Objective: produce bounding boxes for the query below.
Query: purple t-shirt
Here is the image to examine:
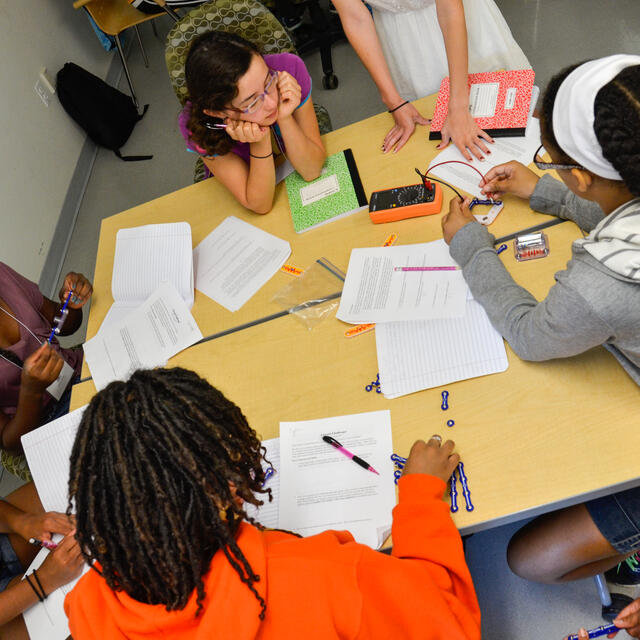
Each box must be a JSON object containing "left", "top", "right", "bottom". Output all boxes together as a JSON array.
[
  {"left": 178, "top": 52, "right": 312, "bottom": 165},
  {"left": 0, "top": 263, "right": 83, "bottom": 415}
]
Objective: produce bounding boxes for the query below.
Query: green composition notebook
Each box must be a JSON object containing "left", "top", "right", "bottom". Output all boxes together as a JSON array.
[{"left": 285, "top": 149, "right": 368, "bottom": 233}]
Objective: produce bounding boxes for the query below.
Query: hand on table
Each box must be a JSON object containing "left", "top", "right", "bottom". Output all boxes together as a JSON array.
[
  {"left": 382, "top": 103, "right": 430, "bottom": 154},
  {"left": 59, "top": 272, "right": 93, "bottom": 309},
  {"left": 14, "top": 511, "right": 74, "bottom": 543},
  {"left": 438, "top": 107, "right": 493, "bottom": 161},
  {"left": 441, "top": 196, "right": 475, "bottom": 245},
  {"left": 38, "top": 532, "right": 84, "bottom": 593},
  {"left": 276, "top": 71, "right": 301, "bottom": 121},
  {"left": 22, "top": 343, "right": 64, "bottom": 392},
  {"left": 402, "top": 436, "right": 460, "bottom": 484},
  {"left": 479, "top": 160, "right": 540, "bottom": 200}
]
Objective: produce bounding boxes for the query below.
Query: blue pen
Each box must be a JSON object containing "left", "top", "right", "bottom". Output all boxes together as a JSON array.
[
  {"left": 458, "top": 462, "right": 474, "bottom": 511},
  {"left": 47, "top": 290, "right": 73, "bottom": 344},
  {"left": 566, "top": 623, "right": 620, "bottom": 639}
]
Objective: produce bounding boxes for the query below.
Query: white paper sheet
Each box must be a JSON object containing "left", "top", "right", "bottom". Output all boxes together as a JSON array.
[
  {"left": 279, "top": 411, "right": 395, "bottom": 549},
  {"left": 244, "top": 438, "right": 280, "bottom": 530},
  {"left": 429, "top": 86, "right": 541, "bottom": 199},
  {"left": 83, "top": 282, "right": 203, "bottom": 390},
  {"left": 375, "top": 300, "right": 509, "bottom": 398},
  {"left": 193, "top": 216, "right": 291, "bottom": 312},
  {"left": 98, "top": 223, "right": 195, "bottom": 335},
  {"left": 336, "top": 239, "right": 468, "bottom": 324},
  {"left": 21, "top": 407, "right": 90, "bottom": 640}
]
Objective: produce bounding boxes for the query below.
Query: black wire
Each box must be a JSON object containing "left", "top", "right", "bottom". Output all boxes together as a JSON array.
[{"left": 414, "top": 167, "right": 464, "bottom": 200}]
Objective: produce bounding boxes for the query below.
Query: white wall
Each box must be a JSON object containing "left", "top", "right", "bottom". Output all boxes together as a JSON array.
[{"left": 0, "top": 1, "right": 112, "bottom": 281}]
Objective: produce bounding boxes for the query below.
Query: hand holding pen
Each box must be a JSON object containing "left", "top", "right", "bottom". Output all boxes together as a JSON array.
[
  {"left": 59, "top": 272, "right": 93, "bottom": 310},
  {"left": 16, "top": 510, "right": 74, "bottom": 546},
  {"left": 21, "top": 343, "right": 64, "bottom": 392}
]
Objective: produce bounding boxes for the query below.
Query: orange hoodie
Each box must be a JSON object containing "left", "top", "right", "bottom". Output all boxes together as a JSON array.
[{"left": 65, "top": 474, "right": 481, "bottom": 639}]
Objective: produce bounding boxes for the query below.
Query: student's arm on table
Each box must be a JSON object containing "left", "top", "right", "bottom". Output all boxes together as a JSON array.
[
  {"left": 205, "top": 126, "right": 276, "bottom": 214},
  {"left": 40, "top": 273, "right": 93, "bottom": 337},
  {"left": 355, "top": 439, "right": 481, "bottom": 639},
  {"left": 276, "top": 83, "right": 325, "bottom": 181},
  {"left": 0, "top": 344, "right": 63, "bottom": 453},
  {"left": 435, "top": 0, "right": 492, "bottom": 161},
  {"left": 0, "top": 534, "right": 83, "bottom": 629},
  {"left": 331, "top": 0, "right": 430, "bottom": 153},
  {"left": 443, "top": 201, "right": 612, "bottom": 361},
  {"left": 480, "top": 163, "right": 606, "bottom": 231}
]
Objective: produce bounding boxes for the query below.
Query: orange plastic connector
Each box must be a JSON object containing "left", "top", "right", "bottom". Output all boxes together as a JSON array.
[{"left": 368, "top": 183, "right": 443, "bottom": 224}]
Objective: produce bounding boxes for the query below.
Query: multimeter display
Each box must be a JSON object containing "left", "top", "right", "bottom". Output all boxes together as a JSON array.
[{"left": 370, "top": 184, "right": 434, "bottom": 211}]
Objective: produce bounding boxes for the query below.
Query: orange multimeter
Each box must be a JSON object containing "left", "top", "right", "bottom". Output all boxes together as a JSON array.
[{"left": 368, "top": 182, "right": 443, "bottom": 224}]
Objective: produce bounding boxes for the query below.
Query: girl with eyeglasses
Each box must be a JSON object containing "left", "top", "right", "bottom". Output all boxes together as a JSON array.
[
  {"left": 180, "top": 31, "right": 326, "bottom": 214},
  {"left": 441, "top": 55, "right": 640, "bottom": 636}
]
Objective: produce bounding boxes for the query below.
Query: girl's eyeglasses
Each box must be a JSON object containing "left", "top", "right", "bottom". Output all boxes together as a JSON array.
[
  {"left": 232, "top": 69, "right": 279, "bottom": 115},
  {"left": 533, "top": 144, "right": 584, "bottom": 171}
]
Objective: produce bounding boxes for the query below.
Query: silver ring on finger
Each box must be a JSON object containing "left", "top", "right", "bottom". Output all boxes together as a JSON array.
[{"left": 430, "top": 434, "right": 442, "bottom": 443}]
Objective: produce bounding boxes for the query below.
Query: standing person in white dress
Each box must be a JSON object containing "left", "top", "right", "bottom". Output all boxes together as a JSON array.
[{"left": 332, "top": 0, "right": 530, "bottom": 159}]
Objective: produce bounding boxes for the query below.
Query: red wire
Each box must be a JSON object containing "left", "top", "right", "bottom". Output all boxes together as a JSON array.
[{"left": 427, "top": 160, "right": 487, "bottom": 183}]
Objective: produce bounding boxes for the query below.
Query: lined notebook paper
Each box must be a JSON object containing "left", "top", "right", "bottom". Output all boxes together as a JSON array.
[
  {"left": 21, "top": 407, "right": 89, "bottom": 640},
  {"left": 376, "top": 301, "right": 509, "bottom": 398}
]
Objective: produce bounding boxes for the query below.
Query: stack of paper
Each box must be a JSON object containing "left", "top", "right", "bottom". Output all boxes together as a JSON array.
[
  {"left": 100, "top": 222, "right": 194, "bottom": 331},
  {"left": 84, "top": 282, "right": 203, "bottom": 390},
  {"left": 336, "top": 240, "right": 468, "bottom": 324},
  {"left": 194, "top": 216, "right": 291, "bottom": 312},
  {"left": 375, "top": 300, "right": 508, "bottom": 398},
  {"left": 248, "top": 411, "right": 395, "bottom": 549}
]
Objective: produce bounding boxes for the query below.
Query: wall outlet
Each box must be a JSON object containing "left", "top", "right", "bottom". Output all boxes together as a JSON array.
[{"left": 35, "top": 78, "right": 50, "bottom": 106}]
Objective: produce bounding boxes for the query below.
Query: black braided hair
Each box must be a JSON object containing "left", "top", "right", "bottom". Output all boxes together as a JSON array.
[
  {"left": 541, "top": 60, "right": 640, "bottom": 196},
  {"left": 67, "top": 367, "right": 273, "bottom": 618},
  {"left": 593, "top": 65, "right": 640, "bottom": 196},
  {"left": 185, "top": 31, "right": 261, "bottom": 158}
]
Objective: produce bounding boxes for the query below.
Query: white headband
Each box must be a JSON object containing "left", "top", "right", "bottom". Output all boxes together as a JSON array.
[{"left": 552, "top": 54, "right": 640, "bottom": 180}]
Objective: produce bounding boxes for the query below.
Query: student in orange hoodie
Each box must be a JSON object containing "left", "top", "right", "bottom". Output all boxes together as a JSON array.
[{"left": 64, "top": 367, "right": 481, "bottom": 640}]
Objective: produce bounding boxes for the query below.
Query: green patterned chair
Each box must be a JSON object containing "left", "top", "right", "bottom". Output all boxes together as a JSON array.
[{"left": 165, "top": 0, "right": 332, "bottom": 183}]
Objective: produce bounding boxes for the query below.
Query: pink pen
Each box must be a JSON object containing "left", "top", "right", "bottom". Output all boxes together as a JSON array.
[
  {"left": 29, "top": 537, "right": 58, "bottom": 550},
  {"left": 394, "top": 266, "right": 460, "bottom": 272},
  {"left": 322, "top": 435, "right": 380, "bottom": 475}
]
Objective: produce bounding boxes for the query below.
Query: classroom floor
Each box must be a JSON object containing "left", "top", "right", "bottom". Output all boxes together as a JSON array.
[{"left": 18, "top": 0, "right": 640, "bottom": 636}]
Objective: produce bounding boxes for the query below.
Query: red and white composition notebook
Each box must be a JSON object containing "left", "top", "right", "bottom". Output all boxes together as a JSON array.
[{"left": 429, "top": 68, "right": 535, "bottom": 139}]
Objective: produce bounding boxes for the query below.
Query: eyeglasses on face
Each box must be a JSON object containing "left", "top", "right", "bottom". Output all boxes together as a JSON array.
[
  {"left": 532, "top": 144, "right": 584, "bottom": 171},
  {"left": 232, "top": 69, "right": 279, "bottom": 115}
]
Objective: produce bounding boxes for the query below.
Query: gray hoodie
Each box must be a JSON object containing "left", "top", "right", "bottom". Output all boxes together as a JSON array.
[{"left": 448, "top": 174, "right": 640, "bottom": 385}]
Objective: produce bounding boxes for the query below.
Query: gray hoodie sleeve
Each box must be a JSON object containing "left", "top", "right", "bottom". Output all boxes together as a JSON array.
[
  {"left": 529, "top": 175, "right": 606, "bottom": 232},
  {"left": 449, "top": 222, "right": 613, "bottom": 361}
]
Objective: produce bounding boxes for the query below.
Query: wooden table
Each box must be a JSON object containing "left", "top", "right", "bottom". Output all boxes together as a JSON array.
[{"left": 71, "top": 95, "right": 640, "bottom": 534}]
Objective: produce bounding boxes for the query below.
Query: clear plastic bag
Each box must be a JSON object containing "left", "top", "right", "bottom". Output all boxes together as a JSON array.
[{"left": 271, "top": 258, "right": 345, "bottom": 330}]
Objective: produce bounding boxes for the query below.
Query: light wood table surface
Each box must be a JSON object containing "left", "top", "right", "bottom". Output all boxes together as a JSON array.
[{"left": 71, "top": 95, "right": 640, "bottom": 534}]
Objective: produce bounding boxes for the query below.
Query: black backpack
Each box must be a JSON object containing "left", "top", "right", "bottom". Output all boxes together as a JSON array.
[{"left": 57, "top": 62, "right": 152, "bottom": 162}]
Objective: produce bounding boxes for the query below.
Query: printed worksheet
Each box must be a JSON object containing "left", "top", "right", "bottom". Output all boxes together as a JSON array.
[
  {"left": 279, "top": 411, "right": 395, "bottom": 549},
  {"left": 336, "top": 239, "right": 468, "bottom": 324},
  {"left": 83, "top": 282, "right": 203, "bottom": 390},
  {"left": 193, "top": 216, "right": 291, "bottom": 312}
]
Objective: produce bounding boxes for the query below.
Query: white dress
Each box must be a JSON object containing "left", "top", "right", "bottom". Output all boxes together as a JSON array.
[{"left": 370, "top": 0, "right": 531, "bottom": 101}]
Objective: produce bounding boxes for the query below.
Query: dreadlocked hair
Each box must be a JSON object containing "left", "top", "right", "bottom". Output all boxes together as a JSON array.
[
  {"left": 593, "top": 65, "right": 640, "bottom": 196},
  {"left": 185, "top": 31, "right": 261, "bottom": 158},
  {"left": 541, "top": 61, "right": 640, "bottom": 196},
  {"left": 67, "top": 367, "right": 272, "bottom": 618}
]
